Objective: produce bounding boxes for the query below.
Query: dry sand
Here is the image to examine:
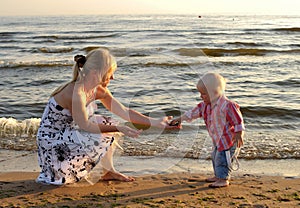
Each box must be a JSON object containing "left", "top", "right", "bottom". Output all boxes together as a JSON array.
[{"left": 1, "top": 171, "right": 300, "bottom": 208}]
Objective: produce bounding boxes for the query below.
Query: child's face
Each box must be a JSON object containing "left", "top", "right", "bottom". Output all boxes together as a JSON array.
[{"left": 197, "top": 86, "right": 210, "bottom": 104}]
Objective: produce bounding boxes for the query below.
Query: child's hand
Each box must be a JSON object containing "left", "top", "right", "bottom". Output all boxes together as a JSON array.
[
  {"left": 169, "top": 118, "right": 182, "bottom": 128},
  {"left": 150, "top": 116, "right": 177, "bottom": 129},
  {"left": 234, "top": 131, "right": 244, "bottom": 147}
]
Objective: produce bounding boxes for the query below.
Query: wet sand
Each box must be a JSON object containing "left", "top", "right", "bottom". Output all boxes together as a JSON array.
[
  {"left": 1, "top": 150, "right": 300, "bottom": 207},
  {"left": 1, "top": 171, "right": 300, "bottom": 207}
]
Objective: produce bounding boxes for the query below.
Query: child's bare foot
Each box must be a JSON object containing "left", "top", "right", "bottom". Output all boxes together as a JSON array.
[
  {"left": 101, "top": 171, "right": 135, "bottom": 182},
  {"left": 205, "top": 176, "right": 218, "bottom": 183},
  {"left": 208, "top": 179, "right": 229, "bottom": 188}
]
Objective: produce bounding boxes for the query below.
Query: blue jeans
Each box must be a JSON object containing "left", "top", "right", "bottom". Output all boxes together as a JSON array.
[{"left": 211, "top": 145, "right": 236, "bottom": 180}]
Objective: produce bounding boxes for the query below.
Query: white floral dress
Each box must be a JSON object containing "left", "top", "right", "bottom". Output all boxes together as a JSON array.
[{"left": 36, "top": 97, "right": 119, "bottom": 185}]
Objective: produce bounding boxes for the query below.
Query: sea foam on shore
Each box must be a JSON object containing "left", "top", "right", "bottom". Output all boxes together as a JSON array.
[{"left": 1, "top": 149, "right": 299, "bottom": 178}]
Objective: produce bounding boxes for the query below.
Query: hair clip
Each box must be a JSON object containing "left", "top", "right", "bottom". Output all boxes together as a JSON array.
[{"left": 74, "top": 55, "right": 86, "bottom": 68}]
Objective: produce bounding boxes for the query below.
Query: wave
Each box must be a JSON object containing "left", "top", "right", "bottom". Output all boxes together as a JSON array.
[
  {"left": 0, "top": 58, "right": 198, "bottom": 69},
  {"left": 1, "top": 105, "right": 297, "bottom": 137},
  {"left": 0, "top": 116, "right": 299, "bottom": 160},
  {"left": 0, "top": 45, "right": 23, "bottom": 50},
  {"left": 272, "top": 27, "right": 300, "bottom": 32},
  {"left": 0, "top": 117, "right": 40, "bottom": 151},
  {"left": 242, "top": 27, "right": 300, "bottom": 33},
  {"left": 174, "top": 48, "right": 300, "bottom": 57},
  {"left": 0, "top": 117, "right": 40, "bottom": 145},
  {"left": 83, "top": 46, "right": 162, "bottom": 57},
  {"left": 35, "top": 47, "right": 74, "bottom": 53},
  {"left": 0, "top": 39, "right": 18, "bottom": 43},
  {"left": 31, "top": 33, "right": 120, "bottom": 40},
  {"left": 226, "top": 42, "right": 270, "bottom": 47},
  {"left": 201, "top": 48, "right": 300, "bottom": 56},
  {"left": 272, "top": 78, "right": 300, "bottom": 87},
  {"left": 0, "top": 32, "right": 30, "bottom": 38},
  {"left": 289, "top": 44, "right": 300, "bottom": 47},
  {"left": 0, "top": 61, "right": 72, "bottom": 69},
  {"left": 143, "top": 62, "right": 190, "bottom": 67},
  {"left": 28, "top": 79, "right": 60, "bottom": 86},
  {"left": 241, "top": 106, "right": 300, "bottom": 120}
]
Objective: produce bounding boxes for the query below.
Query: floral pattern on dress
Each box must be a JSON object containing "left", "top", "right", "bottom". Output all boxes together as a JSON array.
[{"left": 36, "top": 97, "right": 118, "bottom": 185}]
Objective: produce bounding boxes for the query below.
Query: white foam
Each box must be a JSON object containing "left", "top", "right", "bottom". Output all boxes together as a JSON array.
[{"left": 0, "top": 117, "right": 40, "bottom": 138}]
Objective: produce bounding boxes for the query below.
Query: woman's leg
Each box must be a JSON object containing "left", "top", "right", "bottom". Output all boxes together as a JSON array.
[
  {"left": 89, "top": 115, "right": 135, "bottom": 182},
  {"left": 101, "top": 140, "right": 135, "bottom": 182},
  {"left": 101, "top": 141, "right": 117, "bottom": 174}
]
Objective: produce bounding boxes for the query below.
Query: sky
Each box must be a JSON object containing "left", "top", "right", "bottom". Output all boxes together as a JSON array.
[{"left": 0, "top": 0, "right": 299, "bottom": 16}]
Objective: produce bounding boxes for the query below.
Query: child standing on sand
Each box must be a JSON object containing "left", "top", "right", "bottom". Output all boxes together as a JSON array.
[{"left": 170, "top": 72, "right": 245, "bottom": 188}]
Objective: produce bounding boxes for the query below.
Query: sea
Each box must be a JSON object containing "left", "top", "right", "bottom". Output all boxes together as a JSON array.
[{"left": 0, "top": 14, "right": 299, "bottom": 175}]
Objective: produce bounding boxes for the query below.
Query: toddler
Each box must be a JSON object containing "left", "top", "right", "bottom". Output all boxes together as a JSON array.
[{"left": 171, "top": 72, "right": 245, "bottom": 188}]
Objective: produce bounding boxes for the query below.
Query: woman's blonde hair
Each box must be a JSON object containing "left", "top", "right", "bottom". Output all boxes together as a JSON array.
[
  {"left": 51, "top": 48, "right": 116, "bottom": 97},
  {"left": 197, "top": 72, "right": 226, "bottom": 97}
]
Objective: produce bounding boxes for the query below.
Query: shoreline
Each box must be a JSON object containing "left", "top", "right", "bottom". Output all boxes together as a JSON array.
[{"left": 1, "top": 149, "right": 300, "bottom": 177}]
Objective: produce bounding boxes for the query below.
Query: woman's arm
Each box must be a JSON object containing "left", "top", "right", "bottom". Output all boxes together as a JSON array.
[
  {"left": 71, "top": 85, "right": 141, "bottom": 137},
  {"left": 99, "top": 89, "right": 174, "bottom": 128},
  {"left": 71, "top": 85, "right": 102, "bottom": 133}
]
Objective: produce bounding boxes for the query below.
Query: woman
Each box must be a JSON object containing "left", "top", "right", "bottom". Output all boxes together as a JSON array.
[{"left": 36, "top": 48, "right": 175, "bottom": 185}]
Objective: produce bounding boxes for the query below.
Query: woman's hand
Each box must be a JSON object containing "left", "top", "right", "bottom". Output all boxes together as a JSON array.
[
  {"left": 117, "top": 125, "right": 143, "bottom": 138},
  {"left": 152, "top": 116, "right": 181, "bottom": 129}
]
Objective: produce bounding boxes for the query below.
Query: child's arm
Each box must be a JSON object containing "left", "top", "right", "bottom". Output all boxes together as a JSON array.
[
  {"left": 169, "top": 102, "right": 204, "bottom": 126},
  {"left": 226, "top": 101, "right": 245, "bottom": 147}
]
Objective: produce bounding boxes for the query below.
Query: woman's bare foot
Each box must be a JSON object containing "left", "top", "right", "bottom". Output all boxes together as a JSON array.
[
  {"left": 208, "top": 179, "right": 229, "bottom": 188},
  {"left": 101, "top": 171, "right": 135, "bottom": 182}
]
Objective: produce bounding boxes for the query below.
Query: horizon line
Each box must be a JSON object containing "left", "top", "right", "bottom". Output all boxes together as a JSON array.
[{"left": 1, "top": 13, "right": 300, "bottom": 17}]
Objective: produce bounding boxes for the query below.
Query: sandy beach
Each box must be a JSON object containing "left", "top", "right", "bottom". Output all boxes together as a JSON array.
[
  {"left": 1, "top": 171, "right": 300, "bottom": 208},
  {"left": 1, "top": 13, "right": 300, "bottom": 208},
  {"left": 0, "top": 151, "right": 300, "bottom": 207}
]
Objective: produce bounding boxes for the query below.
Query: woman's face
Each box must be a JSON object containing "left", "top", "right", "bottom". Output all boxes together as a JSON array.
[
  {"left": 101, "top": 64, "right": 117, "bottom": 88},
  {"left": 101, "top": 71, "right": 114, "bottom": 88}
]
